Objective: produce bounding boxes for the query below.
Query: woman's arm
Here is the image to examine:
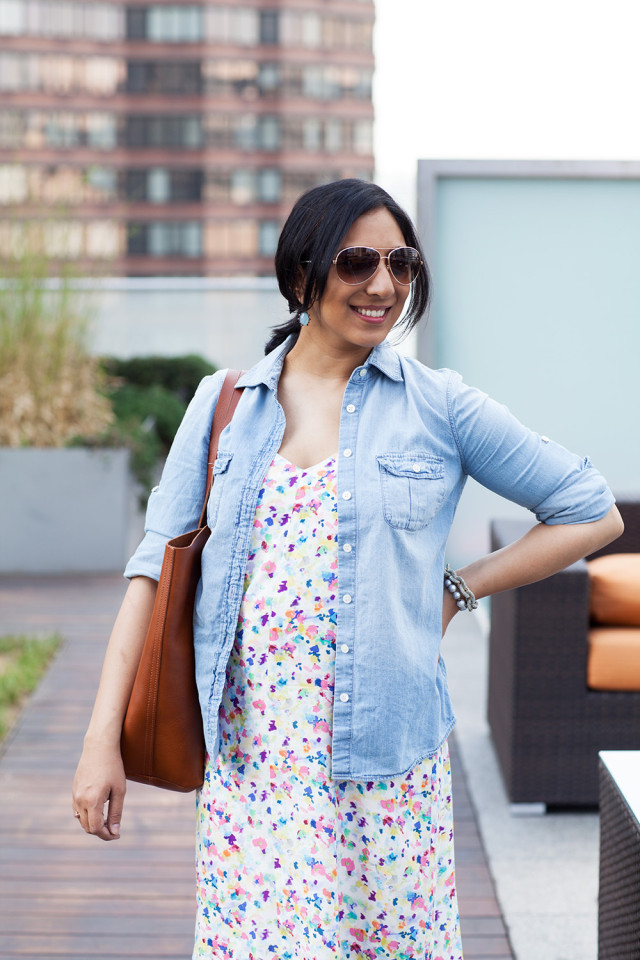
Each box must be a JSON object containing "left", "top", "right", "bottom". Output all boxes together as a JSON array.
[
  {"left": 442, "top": 504, "right": 624, "bottom": 633},
  {"left": 72, "top": 575, "right": 157, "bottom": 841}
]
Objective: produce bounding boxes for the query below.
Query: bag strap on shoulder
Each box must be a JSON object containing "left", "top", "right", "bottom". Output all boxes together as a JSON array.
[{"left": 198, "top": 369, "right": 244, "bottom": 528}]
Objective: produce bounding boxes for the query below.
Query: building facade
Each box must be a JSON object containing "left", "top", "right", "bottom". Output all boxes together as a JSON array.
[{"left": 0, "top": 0, "right": 375, "bottom": 275}]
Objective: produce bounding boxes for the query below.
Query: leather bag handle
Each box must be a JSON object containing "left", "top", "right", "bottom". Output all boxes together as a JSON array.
[{"left": 198, "top": 369, "right": 244, "bottom": 529}]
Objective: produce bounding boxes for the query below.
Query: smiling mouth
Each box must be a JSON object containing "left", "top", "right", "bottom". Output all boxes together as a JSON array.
[{"left": 351, "top": 306, "right": 390, "bottom": 320}]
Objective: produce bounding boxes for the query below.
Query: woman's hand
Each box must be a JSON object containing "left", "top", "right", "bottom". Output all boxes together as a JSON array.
[
  {"left": 72, "top": 737, "right": 126, "bottom": 841},
  {"left": 71, "top": 576, "right": 157, "bottom": 840}
]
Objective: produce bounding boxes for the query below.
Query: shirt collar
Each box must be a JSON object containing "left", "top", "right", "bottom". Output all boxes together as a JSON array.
[{"left": 236, "top": 334, "right": 404, "bottom": 390}]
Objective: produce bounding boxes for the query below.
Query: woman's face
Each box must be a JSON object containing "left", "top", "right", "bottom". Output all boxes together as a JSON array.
[{"left": 307, "top": 207, "right": 411, "bottom": 353}]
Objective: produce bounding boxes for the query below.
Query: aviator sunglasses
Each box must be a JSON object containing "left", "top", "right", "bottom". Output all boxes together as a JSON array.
[{"left": 330, "top": 246, "right": 423, "bottom": 285}]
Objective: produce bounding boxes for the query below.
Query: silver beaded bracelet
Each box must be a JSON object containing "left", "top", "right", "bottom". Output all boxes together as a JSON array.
[{"left": 444, "top": 564, "right": 478, "bottom": 612}]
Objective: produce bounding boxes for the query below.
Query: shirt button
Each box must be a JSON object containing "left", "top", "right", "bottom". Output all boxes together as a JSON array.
[
  {"left": 343, "top": 594, "right": 352, "bottom": 604},
  {"left": 541, "top": 435, "right": 550, "bottom": 443},
  {"left": 340, "top": 643, "right": 349, "bottom": 653},
  {"left": 343, "top": 448, "right": 352, "bottom": 458},
  {"left": 342, "top": 490, "right": 352, "bottom": 500},
  {"left": 343, "top": 543, "right": 352, "bottom": 553},
  {"left": 346, "top": 403, "right": 356, "bottom": 413},
  {"left": 412, "top": 462, "right": 421, "bottom": 472},
  {"left": 339, "top": 693, "right": 349, "bottom": 702},
  {"left": 358, "top": 368, "right": 366, "bottom": 378}
]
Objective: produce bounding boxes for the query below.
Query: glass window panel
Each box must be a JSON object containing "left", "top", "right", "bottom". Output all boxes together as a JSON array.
[
  {"left": 231, "top": 169, "right": 255, "bottom": 205},
  {"left": 45, "top": 112, "right": 77, "bottom": 148},
  {"left": 182, "top": 116, "right": 202, "bottom": 148},
  {"left": 181, "top": 221, "right": 201, "bottom": 257},
  {"left": 126, "top": 6, "right": 146, "bottom": 40},
  {"left": 302, "top": 13, "right": 321, "bottom": 47},
  {"left": 0, "top": 163, "right": 27, "bottom": 202},
  {"left": 86, "top": 112, "right": 116, "bottom": 149},
  {"left": 303, "top": 118, "right": 322, "bottom": 152},
  {"left": 204, "top": 6, "right": 230, "bottom": 43},
  {"left": 85, "top": 166, "right": 116, "bottom": 201},
  {"left": 258, "top": 62, "right": 279, "bottom": 94},
  {"left": 260, "top": 10, "right": 278, "bottom": 45},
  {"left": 86, "top": 220, "right": 121, "bottom": 257},
  {"left": 85, "top": 57, "right": 121, "bottom": 96},
  {"left": 229, "top": 219, "right": 257, "bottom": 256},
  {"left": 259, "top": 220, "right": 279, "bottom": 257},
  {"left": 43, "top": 220, "right": 83, "bottom": 257},
  {"left": 231, "top": 8, "right": 258, "bottom": 45},
  {"left": 205, "top": 221, "right": 230, "bottom": 257},
  {"left": 147, "top": 167, "right": 170, "bottom": 203},
  {"left": 279, "top": 11, "right": 299, "bottom": 46},
  {"left": 0, "top": 0, "right": 25, "bottom": 35},
  {"left": 258, "top": 168, "right": 281, "bottom": 203},
  {"left": 125, "top": 169, "right": 146, "bottom": 201},
  {"left": 148, "top": 221, "right": 168, "bottom": 256},
  {"left": 352, "top": 118, "right": 373, "bottom": 155},
  {"left": 88, "top": 4, "right": 121, "bottom": 41},
  {"left": 204, "top": 170, "right": 230, "bottom": 204},
  {"left": 233, "top": 115, "right": 257, "bottom": 151},
  {"left": 325, "top": 118, "right": 342, "bottom": 153},
  {"left": 127, "top": 222, "right": 148, "bottom": 255},
  {"left": 259, "top": 116, "right": 280, "bottom": 151}
]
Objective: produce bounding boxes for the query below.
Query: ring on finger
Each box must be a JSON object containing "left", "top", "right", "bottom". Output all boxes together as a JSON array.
[{"left": 73, "top": 810, "right": 81, "bottom": 819}]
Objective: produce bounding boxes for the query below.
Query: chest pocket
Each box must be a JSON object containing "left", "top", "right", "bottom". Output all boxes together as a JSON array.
[
  {"left": 207, "top": 451, "right": 233, "bottom": 528},
  {"left": 377, "top": 453, "right": 445, "bottom": 531}
]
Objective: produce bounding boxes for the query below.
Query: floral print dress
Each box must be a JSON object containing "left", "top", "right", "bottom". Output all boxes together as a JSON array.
[{"left": 194, "top": 454, "right": 462, "bottom": 960}]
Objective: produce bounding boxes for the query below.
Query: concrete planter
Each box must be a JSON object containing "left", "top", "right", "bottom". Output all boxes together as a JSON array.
[{"left": 0, "top": 447, "right": 143, "bottom": 574}]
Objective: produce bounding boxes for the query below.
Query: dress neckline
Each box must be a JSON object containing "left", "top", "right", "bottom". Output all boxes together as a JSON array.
[{"left": 273, "top": 452, "right": 337, "bottom": 473}]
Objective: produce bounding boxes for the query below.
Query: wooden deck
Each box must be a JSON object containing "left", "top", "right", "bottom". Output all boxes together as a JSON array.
[{"left": 0, "top": 575, "right": 513, "bottom": 959}]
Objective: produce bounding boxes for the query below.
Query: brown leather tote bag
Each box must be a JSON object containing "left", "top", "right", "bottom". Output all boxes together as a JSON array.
[{"left": 121, "top": 370, "right": 243, "bottom": 791}]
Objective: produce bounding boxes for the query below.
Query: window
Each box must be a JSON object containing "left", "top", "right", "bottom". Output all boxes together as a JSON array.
[
  {"left": 128, "top": 221, "right": 202, "bottom": 257},
  {"left": 258, "top": 62, "right": 279, "bottom": 94},
  {"left": 147, "top": 6, "right": 202, "bottom": 42},
  {"left": 231, "top": 169, "right": 255, "bottom": 204},
  {"left": 147, "top": 167, "right": 170, "bottom": 203},
  {"left": 127, "top": 61, "right": 202, "bottom": 96},
  {"left": 303, "top": 118, "right": 322, "bottom": 152},
  {"left": 325, "top": 118, "right": 342, "bottom": 153},
  {"left": 126, "top": 115, "right": 203, "bottom": 149},
  {"left": 233, "top": 116, "right": 257, "bottom": 151},
  {"left": 0, "top": 164, "right": 27, "bottom": 202},
  {"left": 85, "top": 166, "right": 117, "bottom": 201},
  {"left": 258, "top": 168, "right": 281, "bottom": 203},
  {"left": 86, "top": 220, "right": 121, "bottom": 257},
  {"left": 126, "top": 6, "right": 146, "bottom": 39},
  {"left": 259, "top": 10, "right": 278, "bottom": 45},
  {"left": 0, "top": 0, "right": 25, "bottom": 35},
  {"left": 352, "top": 119, "right": 373, "bottom": 155},
  {"left": 86, "top": 112, "right": 116, "bottom": 149},
  {"left": 259, "top": 219, "right": 279, "bottom": 256},
  {"left": 259, "top": 116, "right": 280, "bottom": 151}
]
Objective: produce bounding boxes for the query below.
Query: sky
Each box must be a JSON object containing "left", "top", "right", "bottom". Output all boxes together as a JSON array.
[{"left": 373, "top": 0, "right": 640, "bottom": 216}]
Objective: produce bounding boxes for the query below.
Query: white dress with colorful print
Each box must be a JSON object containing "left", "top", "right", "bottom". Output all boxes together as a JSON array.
[{"left": 194, "top": 454, "right": 462, "bottom": 960}]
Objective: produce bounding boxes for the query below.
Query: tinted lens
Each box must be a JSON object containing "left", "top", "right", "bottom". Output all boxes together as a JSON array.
[
  {"left": 388, "top": 247, "right": 421, "bottom": 284},
  {"left": 335, "top": 247, "right": 380, "bottom": 284}
]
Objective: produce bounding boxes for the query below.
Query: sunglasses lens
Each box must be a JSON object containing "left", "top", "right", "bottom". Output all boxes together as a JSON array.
[
  {"left": 389, "top": 248, "right": 421, "bottom": 284},
  {"left": 335, "top": 247, "right": 380, "bottom": 284}
]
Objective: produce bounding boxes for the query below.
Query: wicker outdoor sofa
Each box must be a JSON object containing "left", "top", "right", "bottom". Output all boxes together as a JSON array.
[{"left": 488, "top": 499, "right": 640, "bottom": 808}]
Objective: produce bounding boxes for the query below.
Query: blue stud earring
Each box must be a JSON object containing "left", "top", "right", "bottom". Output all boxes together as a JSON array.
[{"left": 299, "top": 311, "right": 310, "bottom": 326}]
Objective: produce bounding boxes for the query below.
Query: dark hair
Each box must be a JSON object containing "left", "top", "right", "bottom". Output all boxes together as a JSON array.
[{"left": 266, "top": 178, "right": 430, "bottom": 354}]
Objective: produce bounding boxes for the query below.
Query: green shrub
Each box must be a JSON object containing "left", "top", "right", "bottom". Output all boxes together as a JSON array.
[{"left": 97, "top": 355, "right": 217, "bottom": 496}]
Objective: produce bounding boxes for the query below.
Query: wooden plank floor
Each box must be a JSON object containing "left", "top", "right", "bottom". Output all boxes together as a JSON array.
[{"left": 0, "top": 576, "right": 513, "bottom": 960}]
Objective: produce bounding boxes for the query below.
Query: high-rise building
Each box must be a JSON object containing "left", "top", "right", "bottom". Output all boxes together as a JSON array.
[{"left": 0, "top": 0, "right": 375, "bottom": 275}]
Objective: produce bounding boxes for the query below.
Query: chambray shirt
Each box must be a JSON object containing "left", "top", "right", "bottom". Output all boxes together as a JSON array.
[{"left": 125, "top": 337, "right": 614, "bottom": 781}]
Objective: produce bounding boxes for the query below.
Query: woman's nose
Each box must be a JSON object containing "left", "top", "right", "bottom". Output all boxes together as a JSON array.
[{"left": 365, "top": 258, "right": 396, "bottom": 296}]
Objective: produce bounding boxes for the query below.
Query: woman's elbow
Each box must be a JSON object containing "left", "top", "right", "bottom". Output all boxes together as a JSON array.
[{"left": 594, "top": 504, "right": 624, "bottom": 548}]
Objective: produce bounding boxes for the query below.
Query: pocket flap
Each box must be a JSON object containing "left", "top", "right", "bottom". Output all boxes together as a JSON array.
[
  {"left": 212, "top": 452, "right": 233, "bottom": 476},
  {"left": 377, "top": 453, "right": 444, "bottom": 480}
]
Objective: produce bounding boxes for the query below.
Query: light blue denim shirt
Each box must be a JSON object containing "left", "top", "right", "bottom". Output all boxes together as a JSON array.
[{"left": 125, "top": 336, "right": 615, "bottom": 781}]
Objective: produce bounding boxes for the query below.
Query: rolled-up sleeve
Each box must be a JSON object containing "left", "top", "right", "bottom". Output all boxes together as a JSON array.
[
  {"left": 124, "top": 370, "right": 226, "bottom": 580},
  {"left": 447, "top": 371, "right": 615, "bottom": 525}
]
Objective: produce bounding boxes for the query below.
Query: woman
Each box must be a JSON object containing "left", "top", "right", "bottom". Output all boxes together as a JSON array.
[{"left": 73, "top": 179, "right": 623, "bottom": 959}]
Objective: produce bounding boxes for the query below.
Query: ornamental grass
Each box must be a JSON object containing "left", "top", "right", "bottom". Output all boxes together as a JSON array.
[{"left": 0, "top": 247, "right": 113, "bottom": 447}]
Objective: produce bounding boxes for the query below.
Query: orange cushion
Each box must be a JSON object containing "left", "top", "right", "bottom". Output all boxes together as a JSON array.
[
  {"left": 587, "top": 554, "right": 640, "bottom": 626},
  {"left": 588, "top": 627, "right": 640, "bottom": 690}
]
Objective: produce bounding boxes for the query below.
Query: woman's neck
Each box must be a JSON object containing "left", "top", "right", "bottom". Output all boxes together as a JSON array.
[{"left": 284, "top": 330, "right": 372, "bottom": 383}]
